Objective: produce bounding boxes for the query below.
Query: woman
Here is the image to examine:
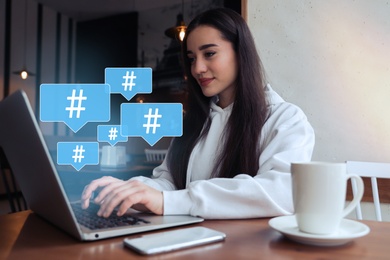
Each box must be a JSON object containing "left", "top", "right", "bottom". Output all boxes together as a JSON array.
[{"left": 81, "top": 8, "right": 315, "bottom": 219}]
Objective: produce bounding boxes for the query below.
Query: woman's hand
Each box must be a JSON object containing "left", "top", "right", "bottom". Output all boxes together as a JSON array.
[{"left": 81, "top": 176, "right": 163, "bottom": 217}]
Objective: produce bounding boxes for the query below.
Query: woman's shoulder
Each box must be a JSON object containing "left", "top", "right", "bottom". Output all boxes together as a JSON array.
[
  {"left": 264, "top": 84, "right": 285, "bottom": 106},
  {"left": 265, "top": 84, "right": 310, "bottom": 125}
]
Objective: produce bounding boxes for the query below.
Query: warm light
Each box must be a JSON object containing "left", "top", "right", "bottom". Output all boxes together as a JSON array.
[
  {"left": 20, "top": 70, "right": 28, "bottom": 80},
  {"left": 164, "top": 13, "right": 187, "bottom": 43},
  {"left": 13, "top": 68, "right": 35, "bottom": 79},
  {"left": 136, "top": 96, "right": 144, "bottom": 103},
  {"left": 15, "top": 0, "right": 35, "bottom": 80},
  {"left": 179, "top": 28, "right": 186, "bottom": 41}
]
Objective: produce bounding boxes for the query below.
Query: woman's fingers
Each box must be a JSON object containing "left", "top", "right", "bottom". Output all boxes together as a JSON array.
[
  {"left": 81, "top": 176, "right": 120, "bottom": 209},
  {"left": 96, "top": 180, "right": 164, "bottom": 217},
  {"left": 93, "top": 179, "right": 125, "bottom": 204}
]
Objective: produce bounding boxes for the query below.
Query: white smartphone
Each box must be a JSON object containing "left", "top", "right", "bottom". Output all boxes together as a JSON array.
[{"left": 123, "top": 226, "right": 226, "bottom": 255}]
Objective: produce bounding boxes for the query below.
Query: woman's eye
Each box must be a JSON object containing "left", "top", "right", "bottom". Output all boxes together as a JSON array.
[
  {"left": 188, "top": 57, "right": 195, "bottom": 64},
  {"left": 205, "top": 52, "right": 216, "bottom": 58}
]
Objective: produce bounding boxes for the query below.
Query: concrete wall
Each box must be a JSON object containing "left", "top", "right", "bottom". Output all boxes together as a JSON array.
[
  {"left": 247, "top": 0, "right": 390, "bottom": 163},
  {"left": 246, "top": 0, "right": 390, "bottom": 221}
]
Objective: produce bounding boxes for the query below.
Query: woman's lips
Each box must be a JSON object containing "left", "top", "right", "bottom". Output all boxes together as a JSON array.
[{"left": 198, "top": 78, "right": 214, "bottom": 87}]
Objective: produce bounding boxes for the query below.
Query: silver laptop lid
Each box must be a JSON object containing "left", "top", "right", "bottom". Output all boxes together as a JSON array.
[
  {"left": 0, "top": 90, "right": 84, "bottom": 239},
  {"left": 0, "top": 90, "right": 203, "bottom": 241}
]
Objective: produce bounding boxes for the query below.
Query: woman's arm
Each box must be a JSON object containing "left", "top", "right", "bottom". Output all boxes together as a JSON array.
[
  {"left": 81, "top": 102, "right": 314, "bottom": 219},
  {"left": 163, "top": 102, "right": 315, "bottom": 219}
]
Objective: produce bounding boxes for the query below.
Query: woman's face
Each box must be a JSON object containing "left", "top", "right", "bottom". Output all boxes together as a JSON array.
[{"left": 186, "top": 25, "right": 238, "bottom": 108}]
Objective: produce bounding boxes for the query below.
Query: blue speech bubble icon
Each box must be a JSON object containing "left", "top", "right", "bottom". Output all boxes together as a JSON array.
[
  {"left": 97, "top": 125, "right": 128, "bottom": 146},
  {"left": 57, "top": 142, "right": 99, "bottom": 171},
  {"left": 105, "top": 67, "right": 152, "bottom": 100},
  {"left": 40, "top": 84, "right": 110, "bottom": 133},
  {"left": 121, "top": 103, "right": 182, "bottom": 146}
]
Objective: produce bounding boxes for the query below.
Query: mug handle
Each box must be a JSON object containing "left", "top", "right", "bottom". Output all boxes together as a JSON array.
[{"left": 342, "top": 174, "right": 364, "bottom": 217}]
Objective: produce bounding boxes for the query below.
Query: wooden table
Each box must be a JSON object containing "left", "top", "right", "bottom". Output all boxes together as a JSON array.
[{"left": 1, "top": 211, "right": 389, "bottom": 259}]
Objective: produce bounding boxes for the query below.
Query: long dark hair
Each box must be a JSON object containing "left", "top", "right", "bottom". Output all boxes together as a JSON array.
[{"left": 167, "top": 8, "right": 269, "bottom": 189}]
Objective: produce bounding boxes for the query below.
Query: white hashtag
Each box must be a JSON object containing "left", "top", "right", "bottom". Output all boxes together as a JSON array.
[
  {"left": 72, "top": 145, "right": 85, "bottom": 163},
  {"left": 65, "top": 89, "right": 87, "bottom": 119},
  {"left": 143, "top": 108, "right": 162, "bottom": 134},
  {"left": 122, "top": 71, "right": 136, "bottom": 91},
  {"left": 108, "top": 127, "right": 118, "bottom": 140}
]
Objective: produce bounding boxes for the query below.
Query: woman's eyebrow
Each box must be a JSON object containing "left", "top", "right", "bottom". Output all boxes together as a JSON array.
[
  {"left": 187, "top": 43, "right": 218, "bottom": 55},
  {"left": 199, "top": 43, "right": 218, "bottom": 50}
]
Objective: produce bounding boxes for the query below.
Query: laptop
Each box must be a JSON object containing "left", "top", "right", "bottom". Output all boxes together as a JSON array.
[{"left": 0, "top": 90, "right": 203, "bottom": 241}]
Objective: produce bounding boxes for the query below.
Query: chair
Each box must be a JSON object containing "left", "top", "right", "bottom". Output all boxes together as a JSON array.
[
  {"left": 0, "top": 147, "right": 28, "bottom": 213},
  {"left": 346, "top": 161, "right": 390, "bottom": 221},
  {"left": 144, "top": 149, "right": 168, "bottom": 162}
]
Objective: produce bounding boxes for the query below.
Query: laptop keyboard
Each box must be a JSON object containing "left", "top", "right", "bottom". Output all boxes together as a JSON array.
[{"left": 71, "top": 203, "right": 150, "bottom": 230}]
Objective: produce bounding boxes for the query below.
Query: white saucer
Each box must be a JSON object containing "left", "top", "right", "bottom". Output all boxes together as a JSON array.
[{"left": 268, "top": 215, "right": 370, "bottom": 247}]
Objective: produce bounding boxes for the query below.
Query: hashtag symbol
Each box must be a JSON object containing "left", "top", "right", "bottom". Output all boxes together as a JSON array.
[
  {"left": 65, "top": 89, "right": 87, "bottom": 118},
  {"left": 122, "top": 71, "right": 136, "bottom": 91},
  {"left": 108, "top": 127, "right": 118, "bottom": 140},
  {"left": 143, "top": 108, "right": 162, "bottom": 134},
  {"left": 72, "top": 145, "right": 85, "bottom": 163}
]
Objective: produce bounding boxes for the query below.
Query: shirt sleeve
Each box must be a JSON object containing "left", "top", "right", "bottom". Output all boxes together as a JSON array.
[
  {"left": 130, "top": 157, "right": 177, "bottom": 191},
  {"left": 163, "top": 102, "right": 315, "bottom": 219}
]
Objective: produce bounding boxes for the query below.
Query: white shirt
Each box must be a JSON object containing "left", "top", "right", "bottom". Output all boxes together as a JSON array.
[{"left": 134, "top": 85, "right": 315, "bottom": 219}]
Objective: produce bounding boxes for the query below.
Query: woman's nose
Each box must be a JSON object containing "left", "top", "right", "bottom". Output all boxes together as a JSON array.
[{"left": 192, "top": 59, "right": 207, "bottom": 75}]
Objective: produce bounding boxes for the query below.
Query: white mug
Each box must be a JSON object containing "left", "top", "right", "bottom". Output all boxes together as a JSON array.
[
  {"left": 100, "top": 145, "right": 127, "bottom": 168},
  {"left": 291, "top": 162, "right": 364, "bottom": 235}
]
